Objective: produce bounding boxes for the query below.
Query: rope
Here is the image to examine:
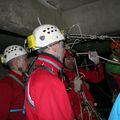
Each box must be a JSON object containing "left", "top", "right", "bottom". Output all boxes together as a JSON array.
[
  {"left": 76, "top": 52, "right": 120, "bottom": 65},
  {"left": 74, "top": 58, "right": 80, "bottom": 77},
  {"left": 67, "top": 34, "right": 120, "bottom": 40},
  {"left": 81, "top": 91, "right": 103, "bottom": 120}
]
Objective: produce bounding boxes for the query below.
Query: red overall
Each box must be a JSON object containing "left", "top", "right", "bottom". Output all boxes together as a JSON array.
[
  {"left": 0, "top": 70, "right": 26, "bottom": 120},
  {"left": 25, "top": 53, "right": 74, "bottom": 120},
  {"left": 64, "top": 64, "right": 104, "bottom": 120}
]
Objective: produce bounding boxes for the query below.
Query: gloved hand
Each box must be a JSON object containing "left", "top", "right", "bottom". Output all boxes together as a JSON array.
[
  {"left": 74, "top": 76, "right": 82, "bottom": 92},
  {"left": 88, "top": 51, "right": 99, "bottom": 64}
]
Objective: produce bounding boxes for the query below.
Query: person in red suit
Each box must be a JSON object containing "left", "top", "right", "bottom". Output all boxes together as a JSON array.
[
  {"left": 63, "top": 49, "right": 104, "bottom": 120},
  {"left": 25, "top": 24, "right": 74, "bottom": 120},
  {"left": 0, "top": 45, "right": 29, "bottom": 120}
]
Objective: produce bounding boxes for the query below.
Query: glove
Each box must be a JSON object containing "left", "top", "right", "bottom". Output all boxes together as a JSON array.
[
  {"left": 88, "top": 51, "right": 99, "bottom": 64},
  {"left": 74, "top": 76, "right": 82, "bottom": 92}
]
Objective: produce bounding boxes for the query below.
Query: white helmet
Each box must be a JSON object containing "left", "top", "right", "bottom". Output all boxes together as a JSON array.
[
  {"left": 27, "top": 24, "right": 65, "bottom": 49},
  {"left": 2, "top": 45, "right": 27, "bottom": 64}
]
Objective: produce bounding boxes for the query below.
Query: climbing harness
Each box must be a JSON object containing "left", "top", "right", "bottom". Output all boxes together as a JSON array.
[
  {"left": 74, "top": 57, "right": 103, "bottom": 120},
  {"left": 27, "top": 81, "right": 35, "bottom": 108},
  {"left": 27, "top": 64, "right": 55, "bottom": 109},
  {"left": 38, "top": 57, "right": 61, "bottom": 70},
  {"left": 36, "top": 65, "right": 54, "bottom": 75},
  {"left": 8, "top": 73, "right": 25, "bottom": 90},
  {"left": 80, "top": 88, "right": 103, "bottom": 120}
]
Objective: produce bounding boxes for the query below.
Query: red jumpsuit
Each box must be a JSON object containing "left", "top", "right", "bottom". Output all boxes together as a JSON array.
[
  {"left": 25, "top": 53, "right": 74, "bottom": 120},
  {"left": 64, "top": 64, "right": 104, "bottom": 120},
  {"left": 0, "top": 70, "right": 26, "bottom": 120}
]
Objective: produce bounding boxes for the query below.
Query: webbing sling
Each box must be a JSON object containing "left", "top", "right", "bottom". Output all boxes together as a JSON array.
[
  {"left": 27, "top": 65, "right": 54, "bottom": 108},
  {"left": 36, "top": 65, "right": 54, "bottom": 75},
  {"left": 8, "top": 73, "right": 25, "bottom": 90},
  {"left": 38, "top": 57, "right": 61, "bottom": 71},
  {"left": 8, "top": 73, "right": 25, "bottom": 114}
]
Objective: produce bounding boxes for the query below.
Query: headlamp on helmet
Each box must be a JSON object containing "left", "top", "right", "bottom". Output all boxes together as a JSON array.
[
  {"left": 26, "top": 24, "right": 65, "bottom": 50},
  {"left": 2, "top": 45, "right": 27, "bottom": 64},
  {"left": 27, "top": 35, "right": 36, "bottom": 49}
]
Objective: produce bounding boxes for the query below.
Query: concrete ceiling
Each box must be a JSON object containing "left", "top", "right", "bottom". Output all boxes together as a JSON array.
[
  {"left": 0, "top": 0, "right": 120, "bottom": 36},
  {"left": 37, "top": 0, "right": 98, "bottom": 11},
  {"left": 0, "top": 0, "right": 101, "bottom": 36}
]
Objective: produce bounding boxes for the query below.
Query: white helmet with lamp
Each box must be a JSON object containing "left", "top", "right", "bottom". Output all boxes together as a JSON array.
[
  {"left": 27, "top": 24, "right": 65, "bottom": 50},
  {"left": 1, "top": 45, "right": 27, "bottom": 64}
]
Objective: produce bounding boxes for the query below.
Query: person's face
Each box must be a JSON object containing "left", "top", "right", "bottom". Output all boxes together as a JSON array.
[
  {"left": 18, "top": 55, "right": 29, "bottom": 72},
  {"left": 64, "top": 56, "right": 75, "bottom": 70},
  {"left": 58, "top": 41, "right": 65, "bottom": 62},
  {"left": 51, "top": 41, "right": 65, "bottom": 62}
]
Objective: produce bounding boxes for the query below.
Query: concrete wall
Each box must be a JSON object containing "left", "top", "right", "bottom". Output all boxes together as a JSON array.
[
  {"left": 0, "top": 32, "right": 25, "bottom": 54},
  {"left": 0, "top": 0, "right": 63, "bottom": 36},
  {"left": 62, "top": 0, "right": 120, "bottom": 35},
  {"left": 1, "top": 0, "right": 120, "bottom": 36}
]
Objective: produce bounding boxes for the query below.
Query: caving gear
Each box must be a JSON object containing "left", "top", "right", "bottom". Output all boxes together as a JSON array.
[
  {"left": 63, "top": 61, "right": 104, "bottom": 120},
  {"left": 0, "top": 70, "right": 26, "bottom": 120},
  {"left": 1, "top": 45, "right": 27, "bottom": 64},
  {"left": 8, "top": 73, "right": 26, "bottom": 115},
  {"left": 25, "top": 53, "right": 74, "bottom": 120},
  {"left": 8, "top": 73, "right": 25, "bottom": 90},
  {"left": 27, "top": 24, "right": 65, "bottom": 50}
]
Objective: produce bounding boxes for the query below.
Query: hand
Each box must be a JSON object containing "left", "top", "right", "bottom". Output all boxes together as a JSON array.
[
  {"left": 74, "top": 76, "right": 82, "bottom": 92},
  {"left": 88, "top": 51, "right": 99, "bottom": 64}
]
